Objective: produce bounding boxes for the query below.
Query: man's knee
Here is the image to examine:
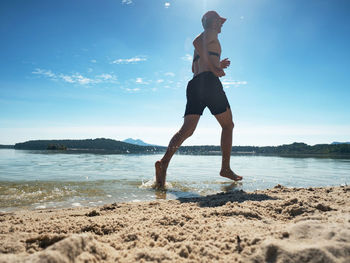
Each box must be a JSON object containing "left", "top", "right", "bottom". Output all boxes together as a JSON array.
[
  {"left": 179, "top": 128, "right": 195, "bottom": 138},
  {"left": 185, "top": 129, "right": 195, "bottom": 138},
  {"left": 222, "top": 121, "right": 234, "bottom": 130}
]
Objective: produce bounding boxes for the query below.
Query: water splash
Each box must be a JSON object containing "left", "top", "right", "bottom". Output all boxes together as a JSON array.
[{"left": 139, "top": 177, "right": 173, "bottom": 189}]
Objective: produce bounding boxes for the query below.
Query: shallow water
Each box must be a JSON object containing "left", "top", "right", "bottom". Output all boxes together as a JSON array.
[{"left": 0, "top": 149, "right": 349, "bottom": 211}]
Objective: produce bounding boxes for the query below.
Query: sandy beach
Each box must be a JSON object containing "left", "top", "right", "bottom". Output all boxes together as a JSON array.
[{"left": 0, "top": 185, "right": 349, "bottom": 263}]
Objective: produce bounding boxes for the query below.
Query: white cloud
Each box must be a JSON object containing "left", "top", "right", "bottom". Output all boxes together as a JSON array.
[
  {"left": 32, "top": 68, "right": 56, "bottom": 79},
  {"left": 135, "top": 77, "right": 149, "bottom": 85},
  {"left": 221, "top": 79, "right": 248, "bottom": 88},
  {"left": 156, "top": 79, "right": 164, "bottom": 83},
  {"left": 73, "top": 74, "right": 94, "bottom": 85},
  {"left": 176, "top": 81, "right": 184, "bottom": 88},
  {"left": 33, "top": 68, "right": 118, "bottom": 86},
  {"left": 97, "top": 74, "right": 115, "bottom": 80},
  {"left": 222, "top": 80, "right": 248, "bottom": 85},
  {"left": 90, "top": 59, "right": 97, "bottom": 63},
  {"left": 111, "top": 56, "right": 147, "bottom": 64},
  {"left": 165, "top": 72, "right": 175, "bottom": 77},
  {"left": 164, "top": 2, "right": 170, "bottom": 8},
  {"left": 125, "top": 88, "right": 140, "bottom": 92},
  {"left": 60, "top": 74, "right": 75, "bottom": 83},
  {"left": 122, "top": 0, "right": 133, "bottom": 4},
  {"left": 181, "top": 54, "right": 193, "bottom": 62}
]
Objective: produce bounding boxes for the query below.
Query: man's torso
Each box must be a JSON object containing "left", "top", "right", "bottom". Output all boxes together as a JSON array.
[{"left": 193, "top": 30, "right": 221, "bottom": 77}]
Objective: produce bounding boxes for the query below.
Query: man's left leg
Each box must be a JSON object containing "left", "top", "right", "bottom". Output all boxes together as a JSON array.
[
  {"left": 214, "top": 108, "right": 243, "bottom": 181},
  {"left": 155, "top": 114, "right": 201, "bottom": 188}
]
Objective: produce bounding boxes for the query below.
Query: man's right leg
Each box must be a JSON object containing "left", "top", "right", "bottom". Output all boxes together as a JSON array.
[
  {"left": 155, "top": 114, "right": 200, "bottom": 187},
  {"left": 214, "top": 108, "right": 243, "bottom": 181}
]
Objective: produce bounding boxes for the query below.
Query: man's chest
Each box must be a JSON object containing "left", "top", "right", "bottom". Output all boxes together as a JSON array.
[{"left": 207, "top": 39, "right": 221, "bottom": 54}]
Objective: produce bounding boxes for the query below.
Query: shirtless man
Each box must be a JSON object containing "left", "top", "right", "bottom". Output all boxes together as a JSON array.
[{"left": 155, "top": 11, "right": 243, "bottom": 188}]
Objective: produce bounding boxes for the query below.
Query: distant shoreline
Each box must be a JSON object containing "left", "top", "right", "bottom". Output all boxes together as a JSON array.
[
  {"left": 1, "top": 139, "right": 350, "bottom": 158},
  {"left": 2, "top": 148, "right": 350, "bottom": 159},
  {"left": 0, "top": 145, "right": 14, "bottom": 149}
]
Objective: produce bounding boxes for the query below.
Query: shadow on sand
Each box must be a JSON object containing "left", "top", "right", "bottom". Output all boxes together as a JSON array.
[
  {"left": 177, "top": 184, "right": 277, "bottom": 208},
  {"left": 155, "top": 182, "right": 277, "bottom": 208}
]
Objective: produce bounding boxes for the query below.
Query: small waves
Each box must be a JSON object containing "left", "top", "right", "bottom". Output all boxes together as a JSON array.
[
  {"left": 1, "top": 151, "right": 349, "bottom": 211},
  {"left": 0, "top": 180, "right": 107, "bottom": 210}
]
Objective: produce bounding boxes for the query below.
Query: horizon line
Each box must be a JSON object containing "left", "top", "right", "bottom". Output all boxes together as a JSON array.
[{"left": 2, "top": 137, "right": 349, "bottom": 148}]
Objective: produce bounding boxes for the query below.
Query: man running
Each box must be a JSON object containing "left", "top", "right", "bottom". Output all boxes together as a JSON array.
[{"left": 155, "top": 11, "right": 243, "bottom": 188}]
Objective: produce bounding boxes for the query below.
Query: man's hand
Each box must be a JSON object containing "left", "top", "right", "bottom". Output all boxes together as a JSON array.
[
  {"left": 213, "top": 67, "right": 225, "bottom": 77},
  {"left": 220, "top": 58, "right": 230, "bottom": 69}
]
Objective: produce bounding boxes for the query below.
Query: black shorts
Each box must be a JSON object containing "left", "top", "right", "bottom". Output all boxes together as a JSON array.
[{"left": 184, "top": 71, "right": 230, "bottom": 116}]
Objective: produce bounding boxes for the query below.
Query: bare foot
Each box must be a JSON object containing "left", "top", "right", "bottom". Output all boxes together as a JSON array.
[
  {"left": 155, "top": 160, "right": 168, "bottom": 188},
  {"left": 220, "top": 168, "right": 243, "bottom": 181}
]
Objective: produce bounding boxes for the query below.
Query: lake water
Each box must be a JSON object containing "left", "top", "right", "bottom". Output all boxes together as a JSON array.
[{"left": 0, "top": 149, "right": 349, "bottom": 212}]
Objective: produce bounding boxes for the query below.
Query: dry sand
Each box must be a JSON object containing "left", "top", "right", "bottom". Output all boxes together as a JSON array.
[{"left": 0, "top": 185, "right": 349, "bottom": 263}]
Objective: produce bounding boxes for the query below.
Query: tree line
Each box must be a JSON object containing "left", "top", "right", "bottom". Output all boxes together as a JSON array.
[
  {"left": 11, "top": 139, "right": 350, "bottom": 156},
  {"left": 179, "top": 142, "right": 350, "bottom": 155},
  {"left": 14, "top": 138, "right": 163, "bottom": 154}
]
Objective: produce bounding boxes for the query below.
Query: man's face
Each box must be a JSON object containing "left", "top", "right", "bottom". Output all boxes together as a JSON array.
[
  {"left": 213, "top": 18, "right": 223, "bottom": 33},
  {"left": 215, "top": 18, "right": 223, "bottom": 33}
]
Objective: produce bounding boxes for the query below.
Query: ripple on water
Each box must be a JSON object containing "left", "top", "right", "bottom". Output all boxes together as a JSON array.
[
  {"left": 1, "top": 151, "right": 349, "bottom": 211},
  {"left": 0, "top": 181, "right": 106, "bottom": 209}
]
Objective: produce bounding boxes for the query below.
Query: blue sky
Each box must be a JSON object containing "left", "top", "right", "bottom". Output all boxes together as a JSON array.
[{"left": 1, "top": 0, "right": 349, "bottom": 146}]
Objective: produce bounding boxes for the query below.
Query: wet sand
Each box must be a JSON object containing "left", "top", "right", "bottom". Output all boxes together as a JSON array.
[{"left": 0, "top": 185, "right": 349, "bottom": 262}]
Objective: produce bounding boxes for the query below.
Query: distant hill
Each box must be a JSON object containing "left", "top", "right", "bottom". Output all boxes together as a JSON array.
[
  {"left": 123, "top": 138, "right": 155, "bottom": 146},
  {"left": 0, "top": 145, "right": 14, "bottom": 149},
  {"left": 331, "top": 142, "right": 350, "bottom": 145},
  {"left": 179, "top": 142, "right": 350, "bottom": 156},
  {"left": 14, "top": 138, "right": 165, "bottom": 153},
  {"left": 11, "top": 139, "right": 350, "bottom": 156}
]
